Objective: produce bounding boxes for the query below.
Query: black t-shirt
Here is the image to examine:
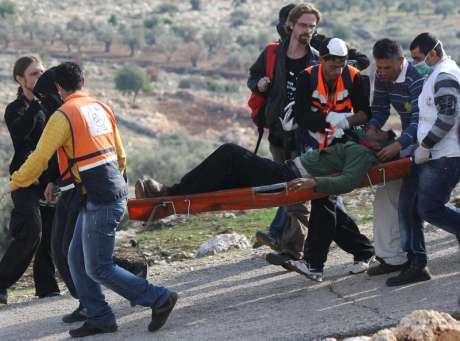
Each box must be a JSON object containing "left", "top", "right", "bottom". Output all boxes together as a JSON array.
[
  {"left": 285, "top": 54, "right": 309, "bottom": 105},
  {"left": 269, "top": 54, "right": 312, "bottom": 152}
]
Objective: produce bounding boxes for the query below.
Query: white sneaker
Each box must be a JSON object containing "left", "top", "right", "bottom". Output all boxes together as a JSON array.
[{"left": 349, "top": 257, "right": 374, "bottom": 274}]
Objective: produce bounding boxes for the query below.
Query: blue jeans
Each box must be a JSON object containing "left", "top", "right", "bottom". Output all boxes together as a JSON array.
[
  {"left": 268, "top": 207, "right": 287, "bottom": 239},
  {"left": 399, "top": 157, "right": 460, "bottom": 267},
  {"left": 68, "top": 198, "right": 170, "bottom": 327}
]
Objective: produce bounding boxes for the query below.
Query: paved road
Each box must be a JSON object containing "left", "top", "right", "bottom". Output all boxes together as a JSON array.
[{"left": 1, "top": 226, "right": 459, "bottom": 341}]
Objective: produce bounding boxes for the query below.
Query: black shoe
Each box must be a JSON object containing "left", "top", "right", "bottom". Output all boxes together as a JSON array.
[
  {"left": 38, "top": 291, "right": 61, "bottom": 299},
  {"left": 265, "top": 252, "right": 295, "bottom": 271},
  {"left": 367, "top": 259, "right": 409, "bottom": 276},
  {"left": 69, "top": 321, "right": 118, "bottom": 338},
  {"left": 255, "top": 231, "right": 280, "bottom": 251},
  {"left": 386, "top": 265, "right": 431, "bottom": 287},
  {"left": 0, "top": 288, "right": 7, "bottom": 304},
  {"left": 148, "top": 291, "right": 178, "bottom": 332},
  {"left": 63, "top": 304, "right": 87, "bottom": 324}
]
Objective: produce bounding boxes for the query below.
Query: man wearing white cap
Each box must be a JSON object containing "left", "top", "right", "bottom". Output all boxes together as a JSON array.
[{"left": 278, "top": 37, "right": 374, "bottom": 281}]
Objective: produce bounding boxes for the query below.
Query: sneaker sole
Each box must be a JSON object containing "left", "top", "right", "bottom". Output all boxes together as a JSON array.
[
  {"left": 149, "top": 292, "right": 178, "bottom": 332},
  {"left": 386, "top": 274, "right": 431, "bottom": 287},
  {"left": 287, "top": 262, "right": 323, "bottom": 282}
]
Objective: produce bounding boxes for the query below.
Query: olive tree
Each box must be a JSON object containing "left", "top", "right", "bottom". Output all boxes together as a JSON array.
[{"left": 115, "top": 65, "right": 152, "bottom": 105}]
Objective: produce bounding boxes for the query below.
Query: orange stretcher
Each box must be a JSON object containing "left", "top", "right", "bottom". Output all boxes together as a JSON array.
[{"left": 128, "top": 158, "right": 411, "bottom": 223}]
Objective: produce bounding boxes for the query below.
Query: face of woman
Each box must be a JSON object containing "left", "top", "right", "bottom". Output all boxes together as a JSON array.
[{"left": 19, "top": 62, "right": 44, "bottom": 92}]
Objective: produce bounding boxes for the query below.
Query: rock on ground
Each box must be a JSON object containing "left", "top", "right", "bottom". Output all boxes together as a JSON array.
[{"left": 195, "top": 233, "right": 250, "bottom": 257}]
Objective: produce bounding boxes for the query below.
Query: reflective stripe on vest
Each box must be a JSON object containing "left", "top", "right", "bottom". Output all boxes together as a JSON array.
[
  {"left": 306, "top": 64, "right": 359, "bottom": 148},
  {"left": 57, "top": 147, "right": 75, "bottom": 191},
  {"left": 57, "top": 92, "right": 118, "bottom": 187}
]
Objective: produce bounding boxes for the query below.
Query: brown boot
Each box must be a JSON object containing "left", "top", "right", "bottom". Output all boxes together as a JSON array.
[
  {"left": 144, "top": 178, "right": 168, "bottom": 197},
  {"left": 134, "top": 179, "right": 146, "bottom": 199}
]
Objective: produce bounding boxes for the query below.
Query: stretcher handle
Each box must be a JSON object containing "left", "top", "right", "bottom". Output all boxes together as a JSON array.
[
  {"left": 366, "top": 167, "right": 386, "bottom": 193},
  {"left": 143, "top": 200, "right": 191, "bottom": 226},
  {"left": 253, "top": 182, "right": 288, "bottom": 195}
]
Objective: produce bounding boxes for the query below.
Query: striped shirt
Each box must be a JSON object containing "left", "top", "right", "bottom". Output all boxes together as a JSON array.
[
  {"left": 422, "top": 72, "right": 460, "bottom": 148},
  {"left": 369, "top": 60, "right": 425, "bottom": 148}
]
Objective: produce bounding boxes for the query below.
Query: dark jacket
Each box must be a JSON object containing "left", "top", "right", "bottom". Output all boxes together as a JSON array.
[
  {"left": 248, "top": 39, "right": 319, "bottom": 129},
  {"left": 247, "top": 35, "right": 370, "bottom": 150},
  {"left": 4, "top": 95, "right": 58, "bottom": 186}
]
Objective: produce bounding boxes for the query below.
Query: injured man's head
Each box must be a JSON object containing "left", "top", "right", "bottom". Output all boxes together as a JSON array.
[{"left": 360, "top": 129, "right": 396, "bottom": 152}]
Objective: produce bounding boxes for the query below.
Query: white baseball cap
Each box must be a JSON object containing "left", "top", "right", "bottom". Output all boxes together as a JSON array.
[{"left": 320, "top": 38, "right": 348, "bottom": 57}]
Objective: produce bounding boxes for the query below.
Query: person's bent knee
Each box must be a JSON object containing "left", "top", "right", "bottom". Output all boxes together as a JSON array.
[
  {"left": 217, "top": 143, "right": 240, "bottom": 154},
  {"left": 85, "top": 262, "right": 115, "bottom": 283}
]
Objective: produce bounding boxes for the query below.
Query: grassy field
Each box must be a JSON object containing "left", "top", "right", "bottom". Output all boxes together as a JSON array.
[{"left": 116, "top": 208, "right": 279, "bottom": 262}]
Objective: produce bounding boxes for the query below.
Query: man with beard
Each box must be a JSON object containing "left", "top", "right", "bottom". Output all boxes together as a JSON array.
[
  {"left": 248, "top": 4, "right": 371, "bottom": 271},
  {"left": 248, "top": 4, "right": 322, "bottom": 260}
]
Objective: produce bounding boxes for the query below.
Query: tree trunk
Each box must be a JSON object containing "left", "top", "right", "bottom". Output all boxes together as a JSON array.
[{"left": 132, "top": 90, "right": 138, "bottom": 105}]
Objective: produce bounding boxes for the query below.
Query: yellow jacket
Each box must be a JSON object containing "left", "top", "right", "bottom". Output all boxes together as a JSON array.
[{"left": 10, "top": 106, "right": 126, "bottom": 190}]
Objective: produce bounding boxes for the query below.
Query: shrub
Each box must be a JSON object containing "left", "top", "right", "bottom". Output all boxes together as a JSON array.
[
  {"left": 108, "top": 14, "right": 118, "bottom": 26},
  {"left": 191, "top": 0, "right": 201, "bottom": 11},
  {"left": 332, "top": 23, "right": 351, "bottom": 40},
  {"left": 95, "top": 24, "right": 116, "bottom": 52},
  {"left": 115, "top": 65, "right": 152, "bottom": 105},
  {"left": 202, "top": 29, "right": 232, "bottom": 56},
  {"left": 171, "top": 24, "right": 198, "bottom": 42},
  {"left": 230, "top": 10, "right": 250, "bottom": 27},
  {"left": 0, "top": 0, "right": 15, "bottom": 18},
  {"left": 127, "top": 131, "right": 217, "bottom": 184},
  {"left": 434, "top": 1, "right": 455, "bottom": 18},
  {"left": 156, "top": 3, "right": 179, "bottom": 15},
  {"left": 119, "top": 25, "right": 144, "bottom": 56},
  {"left": 143, "top": 16, "right": 159, "bottom": 29},
  {"left": 178, "top": 78, "right": 238, "bottom": 93}
]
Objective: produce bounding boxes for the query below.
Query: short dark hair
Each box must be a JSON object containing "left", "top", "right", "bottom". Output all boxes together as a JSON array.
[
  {"left": 54, "top": 62, "right": 83, "bottom": 92},
  {"left": 276, "top": 3, "right": 296, "bottom": 39},
  {"left": 372, "top": 39, "right": 403, "bottom": 60},
  {"left": 410, "top": 32, "right": 443, "bottom": 57}
]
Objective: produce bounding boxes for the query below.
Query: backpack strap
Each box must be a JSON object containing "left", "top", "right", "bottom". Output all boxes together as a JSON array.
[
  {"left": 265, "top": 43, "right": 279, "bottom": 79},
  {"left": 342, "top": 65, "right": 359, "bottom": 90}
]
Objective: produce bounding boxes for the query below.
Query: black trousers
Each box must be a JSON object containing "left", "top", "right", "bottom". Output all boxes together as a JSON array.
[
  {"left": 166, "top": 143, "right": 373, "bottom": 268},
  {"left": 168, "top": 143, "right": 297, "bottom": 196},
  {"left": 51, "top": 187, "right": 146, "bottom": 299},
  {"left": 51, "top": 187, "right": 81, "bottom": 298},
  {"left": 304, "top": 196, "right": 374, "bottom": 270},
  {"left": 0, "top": 187, "right": 59, "bottom": 296}
]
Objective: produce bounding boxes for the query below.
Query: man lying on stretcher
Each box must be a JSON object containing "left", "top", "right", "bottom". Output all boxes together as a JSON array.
[{"left": 135, "top": 128, "right": 397, "bottom": 199}]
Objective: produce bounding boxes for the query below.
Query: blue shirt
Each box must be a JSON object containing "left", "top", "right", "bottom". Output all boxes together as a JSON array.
[{"left": 369, "top": 60, "right": 424, "bottom": 148}]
